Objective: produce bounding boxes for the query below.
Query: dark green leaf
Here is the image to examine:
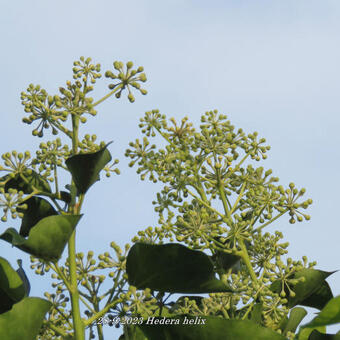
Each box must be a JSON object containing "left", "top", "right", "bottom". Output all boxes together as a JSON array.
[
  {"left": 127, "top": 243, "right": 232, "bottom": 293},
  {"left": 16, "top": 259, "right": 30, "bottom": 296},
  {"left": 0, "top": 215, "right": 82, "bottom": 261},
  {"left": 300, "top": 281, "right": 333, "bottom": 310},
  {"left": 0, "top": 257, "right": 26, "bottom": 313},
  {"left": 18, "top": 197, "right": 57, "bottom": 237},
  {"left": 211, "top": 237, "right": 240, "bottom": 271},
  {"left": 3, "top": 171, "right": 51, "bottom": 194},
  {"left": 298, "top": 326, "right": 327, "bottom": 340},
  {"left": 250, "top": 303, "right": 263, "bottom": 324},
  {"left": 0, "top": 297, "right": 51, "bottom": 340},
  {"left": 308, "top": 330, "right": 340, "bottom": 340},
  {"left": 65, "top": 144, "right": 112, "bottom": 194},
  {"left": 212, "top": 251, "right": 240, "bottom": 272},
  {"left": 271, "top": 269, "right": 334, "bottom": 309},
  {"left": 282, "top": 307, "right": 307, "bottom": 335},
  {"left": 302, "top": 295, "right": 340, "bottom": 329},
  {"left": 139, "top": 315, "right": 287, "bottom": 340},
  {"left": 59, "top": 190, "right": 72, "bottom": 203},
  {"left": 119, "top": 325, "right": 149, "bottom": 340}
]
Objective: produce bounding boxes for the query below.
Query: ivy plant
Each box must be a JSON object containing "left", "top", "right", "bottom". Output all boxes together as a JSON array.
[{"left": 0, "top": 57, "right": 339, "bottom": 340}]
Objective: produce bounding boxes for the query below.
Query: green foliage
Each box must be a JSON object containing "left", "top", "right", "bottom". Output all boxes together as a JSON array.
[
  {"left": 65, "top": 143, "right": 112, "bottom": 194},
  {"left": 0, "top": 297, "right": 52, "bottom": 340},
  {"left": 0, "top": 215, "right": 82, "bottom": 261},
  {"left": 127, "top": 243, "right": 232, "bottom": 293},
  {"left": 18, "top": 196, "right": 58, "bottom": 237},
  {"left": 0, "top": 56, "right": 339, "bottom": 340},
  {"left": 140, "top": 316, "right": 287, "bottom": 340},
  {"left": 0, "top": 257, "right": 27, "bottom": 313}
]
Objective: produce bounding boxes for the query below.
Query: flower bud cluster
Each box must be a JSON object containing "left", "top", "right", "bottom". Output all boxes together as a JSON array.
[
  {"left": 58, "top": 80, "right": 96, "bottom": 118},
  {"left": 0, "top": 187, "right": 26, "bottom": 222},
  {"left": 277, "top": 183, "right": 312, "bottom": 223},
  {"left": 21, "top": 84, "right": 68, "bottom": 137},
  {"left": 78, "top": 134, "right": 104, "bottom": 153},
  {"left": 138, "top": 109, "right": 168, "bottom": 137},
  {"left": 249, "top": 231, "right": 289, "bottom": 271},
  {"left": 119, "top": 286, "right": 158, "bottom": 317},
  {"left": 32, "top": 138, "right": 70, "bottom": 177},
  {"left": 73, "top": 56, "right": 101, "bottom": 84},
  {"left": 0, "top": 150, "right": 31, "bottom": 174},
  {"left": 105, "top": 61, "right": 147, "bottom": 102},
  {"left": 30, "top": 257, "right": 51, "bottom": 276}
]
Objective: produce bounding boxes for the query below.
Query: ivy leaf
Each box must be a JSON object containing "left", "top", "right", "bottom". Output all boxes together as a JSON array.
[
  {"left": 18, "top": 197, "right": 58, "bottom": 237},
  {"left": 250, "top": 303, "right": 263, "bottom": 324},
  {"left": 3, "top": 171, "right": 51, "bottom": 194},
  {"left": 300, "top": 281, "right": 333, "bottom": 310},
  {"left": 0, "top": 215, "right": 82, "bottom": 261},
  {"left": 298, "top": 326, "right": 327, "bottom": 340},
  {"left": 301, "top": 295, "right": 340, "bottom": 329},
  {"left": 16, "top": 260, "right": 30, "bottom": 296},
  {"left": 0, "top": 297, "right": 52, "bottom": 340},
  {"left": 126, "top": 243, "right": 232, "bottom": 293},
  {"left": 65, "top": 144, "right": 112, "bottom": 194},
  {"left": 307, "top": 329, "right": 340, "bottom": 340},
  {"left": 271, "top": 269, "right": 334, "bottom": 309},
  {"left": 138, "top": 316, "right": 287, "bottom": 340},
  {"left": 281, "top": 307, "right": 307, "bottom": 336},
  {"left": 119, "top": 325, "right": 148, "bottom": 340},
  {"left": 0, "top": 257, "right": 26, "bottom": 313}
]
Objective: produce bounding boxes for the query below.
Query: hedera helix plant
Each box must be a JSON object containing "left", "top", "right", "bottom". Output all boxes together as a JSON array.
[
  {"left": 0, "top": 57, "right": 339, "bottom": 340},
  {"left": 0, "top": 56, "right": 147, "bottom": 340}
]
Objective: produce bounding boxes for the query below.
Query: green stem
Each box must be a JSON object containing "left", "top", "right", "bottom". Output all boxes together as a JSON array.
[
  {"left": 217, "top": 175, "right": 232, "bottom": 221},
  {"left": 67, "top": 114, "right": 85, "bottom": 340},
  {"left": 186, "top": 188, "right": 230, "bottom": 225},
  {"left": 255, "top": 209, "right": 288, "bottom": 232},
  {"left": 84, "top": 299, "right": 122, "bottom": 327},
  {"left": 46, "top": 322, "right": 69, "bottom": 338},
  {"left": 230, "top": 181, "right": 246, "bottom": 214},
  {"left": 92, "top": 84, "right": 123, "bottom": 107},
  {"left": 68, "top": 230, "right": 84, "bottom": 339},
  {"left": 53, "top": 120, "right": 73, "bottom": 138},
  {"left": 50, "top": 263, "right": 71, "bottom": 291},
  {"left": 238, "top": 239, "right": 258, "bottom": 283},
  {"left": 93, "top": 301, "right": 104, "bottom": 340},
  {"left": 54, "top": 164, "right": 59, "bottom": 196}
]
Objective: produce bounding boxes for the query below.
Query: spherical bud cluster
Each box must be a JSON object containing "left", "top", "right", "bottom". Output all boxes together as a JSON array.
[
  {"left": 0, "top": 187, "right": 26, "bottom": 222},
  {"left": 1, "top": 150, "right": 31, "bottom": 174},
  {"left": 105, "top": 61, "right": 147, "bottom": 102},
  {"left": 103, "top": 158, "right": 120, "bottom": 178},
  {"left": 78, "top": 134, "right": 102, "bottom": 153},
  {"left": 138, "top": 110, "right": 168, "bottom": 137},
  {"left": 73, "top": 56, "right": 101, "bottom": 84},
  {"left": 58, "top": 80, "right": 96, "bottom": 117},
  {"left": 32, "top": 138, "right": 70, "bottom": 177},
  {"left": 21, "top": 84, "right": 68, "bottom": 137},
  {"left": 30, "top": 258, "right": 50, "bottom": 276}
]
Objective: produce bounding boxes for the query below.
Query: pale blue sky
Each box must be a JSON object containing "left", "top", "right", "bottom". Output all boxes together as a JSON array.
[{"left": 1, "top": 1, "right": 340, "bottom": 337}]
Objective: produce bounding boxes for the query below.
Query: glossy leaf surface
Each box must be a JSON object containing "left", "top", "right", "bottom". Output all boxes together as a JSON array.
[
  {"left": 302, "top": 295, "right": 340, "bottom": 329},
  {"left": 0, "top": 215, "right": 82, "bottom": 261},
  {"left": 3, "top": 171, "right": 51, "bottom": 194},
  {"left": 65, "top": 144, "right": 112, "bottom": 194},
  {"left": 0, "top": 257, "right": 26, "bottom": 313},
  {"left": 18, "top": 196, "right": 57, "bottom": 237},
  {"left": 127, "top": 243, "right": 232, "bottom": 293},
  {"left": 139, "top": 316, "right": 287, "bottom": 340},
  {"left": 0, "top": 297, "right": 51, "bottom": 340},
  {"left": 271, "top": 269, "right": 334, "bottom": 309},
  {"left": 282, "top": 307, "right": 307, "bottom": 335}
]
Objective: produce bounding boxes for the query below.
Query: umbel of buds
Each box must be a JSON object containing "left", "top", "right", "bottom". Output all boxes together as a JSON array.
[{"left": 105, "top": 61, "right": 147, "bottom": 103}]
